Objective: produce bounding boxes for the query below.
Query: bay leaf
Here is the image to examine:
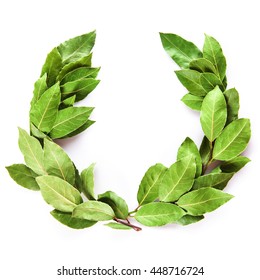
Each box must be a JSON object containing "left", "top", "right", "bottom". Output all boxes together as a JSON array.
[
  {"left": 160, "top": 33, "right": 202, "bottom": 68},
  {"left": 61, "top": 78, "right": 100, "bottom": 101},
  {"left": 31, "top": 73, "right": 48, "bottom": 106},
  {"left": 43, "top": 138, "right": 75, "bottom": 185},
  {"left": 192, "top": 172, "right": 234, "bottom": 190},
  {"left": 30, "top": 82, "right": 61, "bottom": 133},
  {"left": 81, "top": 163, "right": 96, "bottom": 200},
  {"left": 203, "top": 34, "right": 227, "bottom": 81},
  {"left": 74, "top": 164, "right": 83, "bottom": 192},
  {"left": 50, "top": 107, "right": 94, "bottom": 139},
  {"left": 176, "top": 214, "right": 204, "bottom": 226},
  {"left": 175, "top": 70, "right": 207, "bottom": 96},
  {"left": 200, "top": 86, "right": 227, "bottom": 142},
  {"left": 213, "top": 118, "right": 251, "bottom": 161},
  {"left": 18, "top": 127, "right": 46, "bottom": 175},
  {"left": 58, "top": 31, "right": 96, "bottom": 64},
  {"left": 199, "top": 136, "right": 211, "bottom": 167},
  {"left": 98, "top": 191, "right": 129, "bottom": 219},
  {"left": 30, "top": 123, "right": 48, "bottom": 139},
  {"left": 50, "top": 209, "right": 96, "bottom": 229},
  {"left": 159, "top": 156, "right": 196, "bottom": 202},
  {"left": 189, "top": 58, "right": 217, "bottom": 74},
  {"left": 62, "top": 120, "right": 95, "bottom": 138},
  {"left": 36, "top": 175, "right": 82, "bottom": 212},
  {"left": 72, "top": 201, "right": 115, "bottom": 221},
  {"left": 41, "top": 47, "right": 62, "bottom": 87},
  {"left": 200, "top": 73, "right": 224, "bottom": 92},
  {"left": 60, "top": 67, "right": 100, "bottom": 85},
  {"left": 59, "top": 95, "right": 76, "bottom": 110},
  {"left": 219, "top": 156, "right": 250, "bottom": 173},
  {"left": 135, "top": 202, "right": 185, "bottom": 226},
  {"left": 181, "top": 93, "right": 203, "bottom": 111},
  {"left": 57, "top": 53, "right": 92, "bottom": 81},
  {"left": 105, "top": 222, "right": 131, "bottom": 230},
  {"left": 137, "top": 163, "right": 167, "bottom": 206},
  {"left": 177, "top": 187, "right": 233, "bottom": 215},
  {"left": 224, "top": 88, "right": 240, "bottom": 125},
  {"left": 177, "top": 137, "right": 202, "bottom": 177},
  {"left": 6, "top": 164, "right": 39, "bottom": 191}
]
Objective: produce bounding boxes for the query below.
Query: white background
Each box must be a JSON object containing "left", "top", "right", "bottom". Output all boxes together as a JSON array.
[{"left": 0, "top": 0, "right": 259, "bottom": 279}]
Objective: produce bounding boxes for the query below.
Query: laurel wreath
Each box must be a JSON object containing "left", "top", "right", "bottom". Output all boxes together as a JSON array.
[{"left": 6, "top": 31, "right": 251, "bottom": 231}]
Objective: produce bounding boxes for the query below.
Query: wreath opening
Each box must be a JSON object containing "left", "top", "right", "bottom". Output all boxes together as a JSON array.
[{"left": 6, "top": 31, "right": 251, "bottom": 231}]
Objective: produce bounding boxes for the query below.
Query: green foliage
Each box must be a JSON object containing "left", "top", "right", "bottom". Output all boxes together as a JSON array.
[
  {"left": 98, "top": 191, "right": 129, "bottom": 220},
  {"left": 7, "top": 31, "right": 251, "bottom": 231},
  {"left": 177, "top": 188, "right": 233, "bottom": 216},
  {"left": 43, "top": 139, "right": 75, "bottom": 185},
  {"left": 160, "top": 33, "right": 202, "bottom": 68},
  {"left": 37, "top": 175, "right": 82, "bottom": 212},
  {"left": 200, "top": 86, "right": 227, "bottom": 142},
  {"left": 137, "top": 163, "right": 167, "bottom": 206},
  {"left": 72, "top": 201, "right": 115, "bottom": 221},
  {"left": 135, "top": 202, "right": 185, "bottom": 226},
  {"left": 177, "top": 137, "right": 202, "bottom": 177},
  {"left": 159, "top": 156, "right": 196, "bottom": 202},
  {"left": 51, "top": 210, "right": 96, "bottom": 229},
  {"left": 81, "top": 163, "right": 96, "bottom": 200},
  {"left": 6, "top": 164, "right": 39, "bottom": 191}
]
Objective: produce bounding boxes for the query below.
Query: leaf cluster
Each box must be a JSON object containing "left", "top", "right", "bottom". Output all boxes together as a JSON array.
[
  {"left": 30, "top": 31, "right": 99, "bottom": 140},
  {"left": 6, "top": 32, "right": 251, "bottom": 231},
  {"left": 133, "top": 33, "right": 251, "bottom": 227}
]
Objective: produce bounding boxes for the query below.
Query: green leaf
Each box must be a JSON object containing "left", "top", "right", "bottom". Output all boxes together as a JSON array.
[
  {"left": 160, "top": 33, "right": 202, "bottom": 68},
  {"left": 72, "top": 201, "right": 115, "bottom": 221},
  {"left": 62, "top": 120, "right": 95, "bottom": 138},
  {"left": 219, "top": 156, "right": 250, "bottom": 173},
  {"left": 192, "top": 172, "right": 234, "bottom": 190},
  {"left": 224, "top": 88, "right": 240, "bottom": 125},
  {"left": 81, "top": 163, "right": 96, "bottom": 200},
  {"left": 137, "top": 163, "right": 167, "bottom": 206},
  {"left": 74, "top": 164, "right": 83, "bottom": 192},
  {"left": 104, "top": 222, "right": 131, "bottom": 230},
  {"left": 50, "top": 209, "right": 96, "bottom": 229},
  {"left": 6, "top": 164, "right": 39, "bottom": 191},
  {"left": 200, "top": 86, "right": 227, "bottom": 142},
  {"left": 177, "top": 187, "right": 233, "bottom": 215},
  {"left": 36, "top": 175, "right": 82, "bottom": 212},
  {"left": 203, "top": 34, "right": 226, "bottom": 81},
  {"left": 181, "top": 93, "right": 203, "bottom": 111},
  {"left": 60, "top": 67, "right": 100, "bottom": 85},
  {"left": 177, "top": 137, "right": 202, "bottom": 177},
  {"left": 61, "top": 78, "right": 100, "bottom": 101},
  {"left": 50, "top": 107, "right": 94, "bottom": 139},
  {"left": 18, "top": 127, "right": 46, "bottom": 175},
  {"left": 59, "top": 95, "right": 76, "bottom": 110},
  {"left": 31, "top": 73, "right": 48, "bottom": 106},
  {"left": 199, "top": 136, "right": 211, "bottom": 167},
  {"left": 57, "top": 31, "right": 96, "bottom": 64},
  {"left": 135, "top": 202, "right": 185, "bottom": 226},
  {"left": 175, "top": 70, "right": 207, "bottom": 96},
  {"left": 213, "top": 118, "right": 251, "bottom": 161},
  {"left": 43, "top": 138, "right": 75, "bottom": 185},
  {"left": 189, "top": 58, "right": 217, "bottom": 74},
  {"left": 57, "top": 53, "right": 92, "bottom": 81},
  {"left": 30, "top": 83, "right": 61, "bottom": 133},
  {"left": 159, "top": 156, "right": 196, "bottom": 202},
  {"left": 30, "top": 123, "right": 49, "bottom": 139},
  {"left": 176, "top": 214, "right": 204, "bottom": 226},
  {"left": 98, "top": 191, "right": 129, "bottom": 219},
  {"left": 200, "top": 73, "right": 223, "bottom": 92},
  {"left": 41, "top": 47, "right": 62, "bottom": 87}
]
